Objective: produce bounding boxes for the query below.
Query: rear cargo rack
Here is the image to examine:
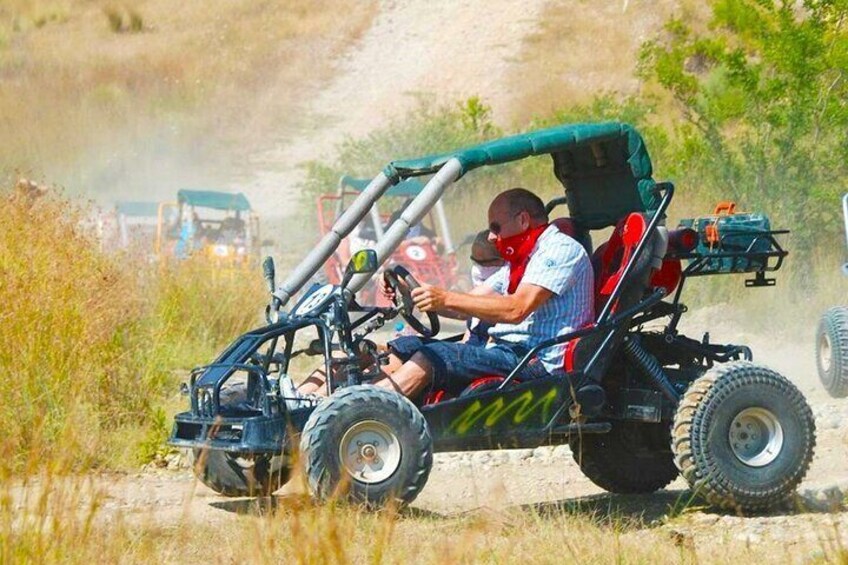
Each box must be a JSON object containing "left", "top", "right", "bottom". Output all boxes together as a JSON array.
[{"left": 670, "top": 229, "right": 789, "bottom": 287}]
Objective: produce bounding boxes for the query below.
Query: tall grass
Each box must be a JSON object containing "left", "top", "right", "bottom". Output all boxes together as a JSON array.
[{"left": 0, "top": 185, "right": 264, "bottom": 475}]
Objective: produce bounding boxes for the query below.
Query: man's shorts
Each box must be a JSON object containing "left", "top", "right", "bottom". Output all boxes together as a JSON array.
[{"left": 388, "top": 335, "right": 549, "bottom": 393}]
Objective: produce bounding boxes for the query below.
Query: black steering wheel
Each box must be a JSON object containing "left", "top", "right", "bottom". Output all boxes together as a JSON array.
[{"left": 383, "top": 265, "right": 440, "bottom": 338}]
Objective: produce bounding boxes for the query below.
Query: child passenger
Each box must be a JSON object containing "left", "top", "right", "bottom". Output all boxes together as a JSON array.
[{"left": 465, "top": 230, "right": 505, "bottom": 345}]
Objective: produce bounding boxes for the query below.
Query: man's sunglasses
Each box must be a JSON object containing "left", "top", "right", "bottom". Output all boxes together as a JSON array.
[{"left": 488, "top": 211, "right": 522, "bottom": 236}]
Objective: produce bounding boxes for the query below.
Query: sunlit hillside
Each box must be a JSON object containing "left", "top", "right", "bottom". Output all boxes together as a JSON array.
[{"left": 0, "top": 0, "right": 375, "bottom": 201}]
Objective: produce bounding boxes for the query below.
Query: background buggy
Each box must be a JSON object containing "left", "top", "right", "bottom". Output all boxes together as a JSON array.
[
  {"left": 815, "top": 193, "right": 848, "bottom": 397},
  {"left": 155, "top": 189, "right": 263, "bottom": 267},
  {"left": 316, "top": 175, "right": 461, "bottom": 300}
]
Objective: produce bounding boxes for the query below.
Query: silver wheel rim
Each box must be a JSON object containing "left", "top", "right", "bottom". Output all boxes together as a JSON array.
[
  {"left": 728, "top": 407, "right": 784, "bottom": 467},
  {"left": 339, "top": 420, "right": 402, "bottom": 484},
  {"left": 820, "top": 333, "right": 833, "bottom": 373}
]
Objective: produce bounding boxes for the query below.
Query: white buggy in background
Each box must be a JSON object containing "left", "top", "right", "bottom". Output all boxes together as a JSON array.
[{"left": 815, "top": 194, "right": 848, "bottom": 397}]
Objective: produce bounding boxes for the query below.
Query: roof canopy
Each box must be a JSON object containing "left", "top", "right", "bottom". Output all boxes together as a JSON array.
[
  {"left": 341, "top": 175, "right": 424, "bottom": 197},
  {"left": 177, "top": 189, "right": 252, "bottom": 212},
  {"left": 383, "top": 122, "right": 659, "bottom": 229},
  {"left": 116, "top": 201, "right": 160, "bottom": 217}
]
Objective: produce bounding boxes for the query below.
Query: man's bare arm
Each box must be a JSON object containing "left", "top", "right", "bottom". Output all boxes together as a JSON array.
[
  {"left": 411, "top": 284, "right": 552, "bottom": 325},
  {"left": 434, "top": 284, "right": 498, "bottom": 319},
  {"left": 380, "top": 272, "right": 498, "bottom": 320}
]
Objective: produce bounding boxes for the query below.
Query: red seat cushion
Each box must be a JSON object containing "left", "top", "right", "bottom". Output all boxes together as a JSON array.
[{"left": 592, "top": 213, "right": 648, "bottom": 315}]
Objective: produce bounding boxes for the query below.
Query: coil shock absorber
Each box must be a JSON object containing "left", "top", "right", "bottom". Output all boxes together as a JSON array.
[{"left": 622, "top": 335, "right": 680, "bottom": 403}]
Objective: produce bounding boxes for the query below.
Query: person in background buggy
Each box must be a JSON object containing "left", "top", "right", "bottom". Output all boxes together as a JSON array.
[{"left": 387, "top": 197, "right": 440, "bottom": 248}]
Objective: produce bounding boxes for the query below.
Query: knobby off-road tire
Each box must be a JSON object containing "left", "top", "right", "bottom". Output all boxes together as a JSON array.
[
  {"left": 190, "top": 450, "right": 290, "bottom": 497},
  {"left": 672, "top": 361, "right": 815, "bottom": 513},
  {"left": 299, "top": 385, "right": 433, "bottom": 509},
  {"left": 569, "top": 422, "right": 679, "bottom": 494},
  {"left": 816, "top": 307, "right": 848, "bottom": 398},
  {"left": 190, "top": 382, "right": 290, "bottom": 497}
]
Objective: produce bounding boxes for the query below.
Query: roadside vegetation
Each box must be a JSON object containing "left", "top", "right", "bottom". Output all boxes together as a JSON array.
[{"left": 0, "top": 187, "right": 264, "bottom": 475}]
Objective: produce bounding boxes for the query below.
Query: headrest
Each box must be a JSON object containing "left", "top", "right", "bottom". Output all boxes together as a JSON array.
[{"left": 551, "top": 217, "right": 578, "bottom": 238}]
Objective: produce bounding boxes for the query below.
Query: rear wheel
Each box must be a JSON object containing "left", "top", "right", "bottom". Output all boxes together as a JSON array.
[
  {"left": 300, "top": 385, "right": 433, "bottom": 508},
  {"left": 569, "top": 422, "right": 678, "bottom": 494},
  {"left": 672, "top": 361, "right": 815, "bottom": 513},
  {"left": 816, "top": 307, "right": 848, "bottom": 398}
]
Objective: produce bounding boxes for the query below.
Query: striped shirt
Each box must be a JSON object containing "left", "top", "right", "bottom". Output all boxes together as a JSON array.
[{"left": 485, "top": 225, "right": 595, "bottom": 373}]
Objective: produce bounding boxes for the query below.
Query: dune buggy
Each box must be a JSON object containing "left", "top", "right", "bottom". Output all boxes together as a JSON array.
[
  {"left": 815, "top": 193, "right": 848, "bottom": 398},
  {"left": 169, "top": 122, "right": 815, "bottom": 513},
  {"left": 316, "top": 175, "right": 461, "bottom": 301}
]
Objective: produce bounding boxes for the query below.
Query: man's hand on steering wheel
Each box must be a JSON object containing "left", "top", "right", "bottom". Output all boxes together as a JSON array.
[
  {"left": 410, "top": 284, "right": 448, "bottom": 313},
  {"left": 383, "top": 266, "right": 440, "bottom": 338}
]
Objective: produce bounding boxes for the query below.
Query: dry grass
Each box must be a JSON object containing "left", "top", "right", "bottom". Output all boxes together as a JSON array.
[
  {"left": 504, "top": 0, "right": 708, "bottom": 125},
  {"left": 0, "top": 0, "right": 376, "bottom": 197},
  {"left": 2, "top": 474, "right": 847, "bottom": 564},
  {"left": 0, "top": 184, "right": 265, "bottom": 475}
]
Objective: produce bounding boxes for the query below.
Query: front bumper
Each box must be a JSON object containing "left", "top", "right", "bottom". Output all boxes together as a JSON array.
[{"left": 168, "top": 408, "right": 312, "bottom": 454}]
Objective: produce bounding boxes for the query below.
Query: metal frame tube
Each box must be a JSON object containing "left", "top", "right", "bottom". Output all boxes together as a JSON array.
[
  {"left": 335, "top": 176, "right": 347, "bottom": 218},
  {"left": 434, "top": 199, "right": 455, "bottom": 254},
  {"left": 370, "top": 203, "right": 385, "bottom": 240},
  {"left": 276, "top": 173, "right": 393, "bottom": 305},
  {"left": 349, "top": 159, "right": 463, "bottom": 293}
]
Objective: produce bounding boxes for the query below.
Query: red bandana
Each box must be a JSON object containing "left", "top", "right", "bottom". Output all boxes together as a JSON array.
[{"left": 494, "top": 223, "right": 549, "bottom": 294}]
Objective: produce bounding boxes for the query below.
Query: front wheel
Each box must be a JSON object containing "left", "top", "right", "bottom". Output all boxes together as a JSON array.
[
  {"left": 816, "top": 307, "right": 848, "bottom": 398},
  {"left": 299, "top": 385, "right": 433, "bottom": 508},
  {"left": 672, "top": 361, "right": 815, "bottom": 513},
  {"left": 190, "top": 450, "right": 289, "bottom": 496},
  {"left": 190, "top": 381, "right": 291, "bottom": 496}
]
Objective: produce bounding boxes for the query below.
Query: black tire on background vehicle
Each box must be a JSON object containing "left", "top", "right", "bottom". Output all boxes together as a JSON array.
[
  {"left": 299, "top": 385, "right": 433, "bottom": 508},
  {"left": 815, "top": 306, "right": 848, "bottom": 398},
  {"left": 569, "top": 422, "right": 679, "bottom": 494},
  {"left": 672, "top": 361, "right": 815, "bottom": 513},
  {"left": 190, "top": 449, "right": 290, "bottom": 497},
  {"left": 189, "top": 381, "right": 291, "bottom": 497}
]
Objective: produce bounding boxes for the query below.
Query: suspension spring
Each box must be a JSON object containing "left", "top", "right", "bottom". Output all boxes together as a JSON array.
[{"left": 623, "top": 335, "right": 680, "bottom": 403}]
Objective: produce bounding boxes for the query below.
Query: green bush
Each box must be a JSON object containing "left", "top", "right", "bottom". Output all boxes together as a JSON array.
[{"left": 638, "top": 0, "right": 848, "bottom": 286}]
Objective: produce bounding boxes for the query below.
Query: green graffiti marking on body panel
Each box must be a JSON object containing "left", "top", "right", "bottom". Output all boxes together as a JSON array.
[{"left": 448, "top": 388, "right": 559, "bottom": 435}]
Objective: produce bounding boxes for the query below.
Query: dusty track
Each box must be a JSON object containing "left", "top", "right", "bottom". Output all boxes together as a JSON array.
[{"left": 243, "top": 0, "right": 548, "bottom": 214}]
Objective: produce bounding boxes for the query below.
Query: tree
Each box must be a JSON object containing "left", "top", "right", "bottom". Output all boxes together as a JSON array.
[{"left": 639, "top": 0, "right": 848, "bottom": 278}]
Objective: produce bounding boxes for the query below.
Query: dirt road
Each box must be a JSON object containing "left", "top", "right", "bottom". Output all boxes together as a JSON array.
[{"left": 244, "top": 0, "right": 550, "bottom": 215}]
